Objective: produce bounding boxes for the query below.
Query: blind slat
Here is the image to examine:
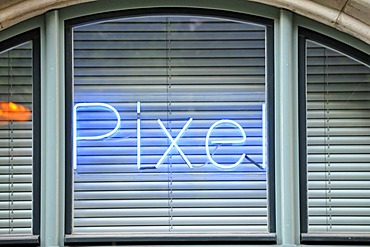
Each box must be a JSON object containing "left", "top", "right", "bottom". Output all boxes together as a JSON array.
[
  {"left": 74, "top": 190, "right": 267, "bottom": 200},
  {"left": 74, "top": 199, "right": 267, "bottom": 208},
  {"left": 74, "top": 208, "right": 267, "bottom": 217},
  {"left": 73, "top": 225, "right": 268, "bottom": 233}
]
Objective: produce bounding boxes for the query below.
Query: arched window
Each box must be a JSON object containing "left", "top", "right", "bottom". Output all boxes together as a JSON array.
[
  {"left": 299, "top": 28, "right": 370, "bottom": 244},
  {"left": 64, "top": 9, "right": 275, "bottom": 243},
  {"left": 0, "top": 29, "right": 40, "bottom": 245}
]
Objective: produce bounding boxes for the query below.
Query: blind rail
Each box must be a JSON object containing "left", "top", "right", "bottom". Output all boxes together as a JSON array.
[
  {"left": 301, "top": 233, "right": 370, "bottom": 244},
  {"left": 65, "top": 233, "right": 277, "bottom": 243},
  {"left": 0, "top": 235, "right": 39, "bottom": 245}
]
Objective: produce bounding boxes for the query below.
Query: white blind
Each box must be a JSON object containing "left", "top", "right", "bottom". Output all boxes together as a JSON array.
[
  {"left": 306, "top": 40, "right": 370, "bottom": 232},
  {"left": 0, "top": 42, "right": 33, "bottom": 235},
  {"left": 72, "top": 15, "right": 269, "bottom": 234}
]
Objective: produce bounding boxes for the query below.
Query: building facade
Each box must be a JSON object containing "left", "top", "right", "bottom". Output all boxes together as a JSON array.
[{"left": 0, "top": 0, "right": 369, "bottom": 246}]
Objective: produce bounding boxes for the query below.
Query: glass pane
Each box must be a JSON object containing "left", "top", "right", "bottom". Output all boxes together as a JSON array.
[
  {"left": 306, "top": 40, "right": 370, "bottom": 233},
  {"left": 0, "top": 41, "right": 33, "bottom": 235},
  {"left": 72, "top": 15, "right": 269, "bottom": 234}
]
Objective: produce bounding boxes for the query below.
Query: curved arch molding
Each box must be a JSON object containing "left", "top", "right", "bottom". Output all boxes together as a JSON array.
[{"left": 0, "top": 0, "right": 369, "bottom": 44}]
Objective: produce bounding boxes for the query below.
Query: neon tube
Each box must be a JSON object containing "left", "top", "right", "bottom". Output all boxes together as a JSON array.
[
  {"left": 137, "top": 101, "right": 141, "bottom": 169},
  {"left": 73, "top": 102, "right": 121, "bottom": 170},
  {"left": 205, "top": 119, "right": 246, "bottom": 169},
  {"left": 262, "top": 103, "right": 267, "bottom": 169},
  {"left": 156, "top": 118, "right": 193, "bottom": 169}
]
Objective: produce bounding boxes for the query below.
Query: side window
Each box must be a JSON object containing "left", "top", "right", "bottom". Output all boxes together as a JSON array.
[
  {"left": 300, "top": 29, "right": 370, "bottom": 237},
  {"left": 65, "top": 12, "right": 275, "bottom": 242},
  {"left": 0, "top": 30, "right": 40, "bottom": 241}
]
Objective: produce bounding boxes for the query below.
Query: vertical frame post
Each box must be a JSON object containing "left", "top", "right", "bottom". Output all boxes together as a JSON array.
[
  {"left": 41, "top": 10, "right": 64, "bottom": 247},
  {"left": 275, "top": 9, "right": 300, "bottom": 245}
]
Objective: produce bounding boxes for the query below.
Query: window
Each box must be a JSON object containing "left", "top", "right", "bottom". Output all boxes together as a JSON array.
[
  {"left": 300, "top": 29, "right": 370, "bottom": 242},
  {"left": 0, "top": 29, "right": 40, "bottom": 244},
  {"left": 65, "top": 10, "right": 274, "bottom": 243}
]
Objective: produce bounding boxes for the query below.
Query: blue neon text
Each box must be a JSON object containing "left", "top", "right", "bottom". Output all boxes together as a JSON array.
[{"left": 74, "top": 102, "right": 266, "bottom": 170}]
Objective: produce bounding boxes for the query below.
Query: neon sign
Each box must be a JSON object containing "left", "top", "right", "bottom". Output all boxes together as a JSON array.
[
  {"left": 156, "top": 118, "right": 193, "bottom": 169},
  {"left": 74, "top": 102, "right": 266, "bottom": 170},
  {"left": 205, "top": 120, "right": 246, "bottom": 169},
  {"left": 73, "top": 103, "right": 121, "bottom": 170}
]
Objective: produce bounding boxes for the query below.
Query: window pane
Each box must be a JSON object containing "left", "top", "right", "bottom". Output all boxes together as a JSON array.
[
  {"left": 306, "top": 40, "right": 370, "bottom": 233},
  {"left": 0, "top": 41, "right": 33, "bottom": 235},
  {"left": 72, "top": 15, "right": 269, "bottom": 234}
]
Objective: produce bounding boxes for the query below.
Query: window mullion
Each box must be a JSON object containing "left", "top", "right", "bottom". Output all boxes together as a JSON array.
[
  {"left": 40, "top": 10, "right": 64, "bottom": 247},
  {"left": 275, "top": 9, "right": 300, "bottom": 245}
]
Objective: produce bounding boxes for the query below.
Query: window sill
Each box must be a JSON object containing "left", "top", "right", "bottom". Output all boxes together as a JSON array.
[
  {"left": 301, "top": 233, "right": 370, "bottom": 244},
  {"left": 0, "top": 235, "right": 39, "bottom": 245},
  {"left": 65, "top": 232, "right": 276, "bottom": 244}
]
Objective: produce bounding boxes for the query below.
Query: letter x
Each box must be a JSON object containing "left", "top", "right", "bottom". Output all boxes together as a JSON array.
[{"left": 156, "top": 118, "right": 193, "bottom": 169}]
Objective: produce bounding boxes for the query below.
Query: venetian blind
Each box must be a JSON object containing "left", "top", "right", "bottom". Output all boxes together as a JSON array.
[
  {"left": 72, "top": 15, "right": 269, "bottom": 234},
  {"left": 0, "top": 42, "right": 33, "bottom": 235},
  {"left": 306, "top": 40, "right": 370, "bottom": 232}
]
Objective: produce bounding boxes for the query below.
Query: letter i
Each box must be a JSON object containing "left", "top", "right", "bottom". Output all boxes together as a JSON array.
[{"left": 137, "top": 101, "right": 141, "bottom": 169}]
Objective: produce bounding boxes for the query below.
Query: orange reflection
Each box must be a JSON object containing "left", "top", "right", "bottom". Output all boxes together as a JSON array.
[{"left": 0, "top": 101, "right": 31, "bottom": 124}]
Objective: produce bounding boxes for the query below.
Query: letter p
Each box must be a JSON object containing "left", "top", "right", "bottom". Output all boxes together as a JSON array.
[{"left": 73, "top": 103, "right": 121, "bottom": 169}]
